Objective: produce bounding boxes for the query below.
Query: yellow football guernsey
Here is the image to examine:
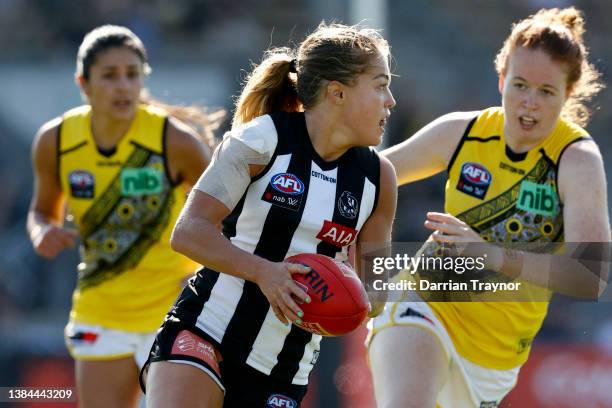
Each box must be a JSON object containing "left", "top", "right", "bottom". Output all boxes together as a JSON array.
[
  {"left": 58, "top": 104, "right": 198, "bottom": 331},
  {"left": 428, "top": 107, "right": 589, "bottom": 369}
]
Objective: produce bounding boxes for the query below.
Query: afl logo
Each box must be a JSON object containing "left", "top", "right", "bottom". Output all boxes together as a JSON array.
[
  {"left": 271, "top": 173, "right": 304, "bottom": 195},
  {"left": 460, "top": 162, "right": 491, "bottom": 186},
  {"left": 266, "top": 394, "right": 297, "bottom": 408}
]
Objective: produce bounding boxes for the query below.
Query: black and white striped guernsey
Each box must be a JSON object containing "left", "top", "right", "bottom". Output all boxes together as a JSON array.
[{"left": 173, "top": 111, "right": 380, "bottom": 385}]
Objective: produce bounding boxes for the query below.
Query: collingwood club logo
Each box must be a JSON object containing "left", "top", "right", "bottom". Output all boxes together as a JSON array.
[{"left": 338, "top": 191, "right": 358, "bottom": 219}]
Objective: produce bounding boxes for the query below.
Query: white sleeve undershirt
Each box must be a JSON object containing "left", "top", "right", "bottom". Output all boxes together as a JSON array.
[{"left": 194, "top": 115, "right": 279, "bottom": 210}]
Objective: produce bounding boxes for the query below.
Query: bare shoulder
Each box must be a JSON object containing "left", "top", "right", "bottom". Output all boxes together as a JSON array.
[
  {"left": 166, "top": 116, "right": 211, "bottom": 185},
  {"left": 558, "top": 139, "right": 606, "bottom": 202},
  {"left": 32, "top": 117, "right": 62, "bottom": 157},
  {"left": 379, "top": 155, "right": 397, "bottom": 186},
  {"left": 166, "top": 116, "right": 208, "bottom": 152},
  {"left": 559, "top": 139, "right": 604, "bottom": 173},
  {"left": 561, "top": 139, "right": 603, "bottom": 165}
]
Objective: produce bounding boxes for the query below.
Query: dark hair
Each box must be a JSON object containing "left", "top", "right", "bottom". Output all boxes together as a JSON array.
[
  {"left": 233, "top": 22, "right": 390, "bottom": 128},
  {"left": 76, "top": 25, "right": 224, "bottom": 148},
  {"left": 495, "top": 7, "right": 604, "bottom": 126},
  {"left": 76, "top": 25, "right": 150, "bottom": 80}
]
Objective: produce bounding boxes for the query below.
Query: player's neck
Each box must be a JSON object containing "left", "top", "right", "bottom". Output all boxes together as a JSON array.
[
  {"left": 90, "top": 112, "right": 134, "bottom": 150},
  {"left": 304, "top": 108, "right": 350, "bottom": 162}
]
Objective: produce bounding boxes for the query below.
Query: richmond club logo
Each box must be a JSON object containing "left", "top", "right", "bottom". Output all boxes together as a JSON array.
[{"left": 270, "top": 173, "right": 305, "bottom": 195}]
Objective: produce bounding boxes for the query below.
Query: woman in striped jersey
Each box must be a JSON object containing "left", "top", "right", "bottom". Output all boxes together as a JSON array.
[
  {"left": 142, "top": 22, "right": 397, "bottom": 407},
  {"left": 27, "top": 25, "right": 221, "bottom": 408},
  {"left": 368, "top": 7, "right": 610, "bottom": 408}
]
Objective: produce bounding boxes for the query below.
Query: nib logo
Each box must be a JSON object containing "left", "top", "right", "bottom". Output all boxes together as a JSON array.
[{"left": 516, "top": 181, "right": 558, "bottom": 216}]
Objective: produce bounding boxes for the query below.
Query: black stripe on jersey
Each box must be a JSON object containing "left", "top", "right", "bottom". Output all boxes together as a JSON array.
[
  {"left": 221, "top": 114, "right": 313, "bottom": 366},
  {"left": 56, "top": 120, "right": 63, "bottom": 187},
  {"left": 447, "top": 115, "right": 478, "bottom": 172},
  {"left": 465, "top": 135, "right": 500, "bottom": 142},
  {"left": 505, "top": 144, "right": 528, "bottom": 162},
  {"left": 161, "top": 117, "right": 181, "bottom": 187},
  {"left": 59, "top": 140, "right": 87, "bottom": 156},
  {"left": 316, "top": 149, "right": 367, "bottom": 258},
  {"left": 267, "top": 112, "right": 318, "bottom": 381},
  {"left": 175, "top": 268, "right": 221, "bottom": 326}
]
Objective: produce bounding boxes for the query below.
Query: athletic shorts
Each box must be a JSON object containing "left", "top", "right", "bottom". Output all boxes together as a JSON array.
[
  {"left": 140, "top": 317, "right": 308, "bottom": 408},
  {"left": 64, "top": 321, "right": 156, "bottom": 368},
  {"left": 367, "top": 299, "right": 520, "bottom": 408}
]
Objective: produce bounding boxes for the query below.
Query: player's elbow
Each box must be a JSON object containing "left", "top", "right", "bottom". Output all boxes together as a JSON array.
[{"left": 170, "top": 221, "right": 189, "bottom": 255}]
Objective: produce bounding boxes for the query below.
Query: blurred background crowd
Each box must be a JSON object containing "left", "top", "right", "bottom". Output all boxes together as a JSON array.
[{"left": 0, "top": 0, "right": 611, "bottom": 406}]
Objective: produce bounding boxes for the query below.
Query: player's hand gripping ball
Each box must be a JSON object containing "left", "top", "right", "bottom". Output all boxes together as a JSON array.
[{"left": 286, "top": 253, "right": 369, "bottom": 336}]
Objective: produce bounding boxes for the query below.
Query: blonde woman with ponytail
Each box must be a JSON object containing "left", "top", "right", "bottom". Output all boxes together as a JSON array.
[
  {"left": 142, "top": 23, "right": 397, "bottom": 407},
  {"left": 369, "top": 7, "right": 610, "bottom": 408}
]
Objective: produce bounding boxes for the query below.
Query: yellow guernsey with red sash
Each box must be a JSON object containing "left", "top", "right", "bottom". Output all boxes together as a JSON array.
[
  {"left": 428, "top": 107, "right": 589, "bottom": 369},
  {"left": 58, "top": 104, "right": 197, "bottom": 331}
]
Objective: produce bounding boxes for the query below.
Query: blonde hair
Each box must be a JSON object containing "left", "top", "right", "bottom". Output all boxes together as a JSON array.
[
  {"left": 495, "top": 7, "right": 604, "bottom": 126},
  {"left": 232, "top": 22, "right": 390, "bottom": 128}
]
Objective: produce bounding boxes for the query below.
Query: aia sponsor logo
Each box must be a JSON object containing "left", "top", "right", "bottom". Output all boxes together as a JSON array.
[
  {"left": 317, "top": 220, "right": 357, "bottom": 247},
  {"left": 68, "top": 170, "right": 95, "bottom": 198},
  {"left": 271, "top": 173, "right": 304, "bottom": 195},
  {"left": 456, "top": 162, "right": 492, "bottom": 200},
  {"left": 266, "top": 394, "right": 297, "bottom": 408},
  {"left": 461, "top": 162, "right": 491, "bottom": 185}
]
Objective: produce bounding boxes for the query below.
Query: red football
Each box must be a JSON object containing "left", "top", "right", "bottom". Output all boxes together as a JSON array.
[{"left": 286, "top": 253, "right": 369, "bottom": 336}]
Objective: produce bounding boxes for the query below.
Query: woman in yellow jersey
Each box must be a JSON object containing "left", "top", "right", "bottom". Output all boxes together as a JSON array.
[
  {"left": 368, "top": 7, "right": 610, "bottom": 408},
  {"left": 27, "top": 25, "right": 221, "bottom": 408}
]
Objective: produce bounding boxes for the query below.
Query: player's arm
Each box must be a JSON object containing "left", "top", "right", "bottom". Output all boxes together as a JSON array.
[
  {"left": 170, "top": 120, "right": 310, "bottom": 324},
  {"left": 27, "top": 119, "right": 78, "bottom": 259},
  {"left": 165, "top": 116, "right": 212, "bottom": 188},
  {"left": 356, "top": 156, "right": 397, "bottom": 317},
  {"left": 381, "top": 111, "right": 479, "bottom": 185},
  {"left": 556, "top": 141, "right": 610, "bottom": 295}
]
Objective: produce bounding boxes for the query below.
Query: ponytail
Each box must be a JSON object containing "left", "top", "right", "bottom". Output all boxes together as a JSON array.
[{"left": 232, "top": 47, "right": 300, "bottom": 128}]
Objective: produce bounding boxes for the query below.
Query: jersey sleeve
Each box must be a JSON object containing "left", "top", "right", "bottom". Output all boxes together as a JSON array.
[{"left": 194, "top": 114, "right": 278, "bottom": 210}]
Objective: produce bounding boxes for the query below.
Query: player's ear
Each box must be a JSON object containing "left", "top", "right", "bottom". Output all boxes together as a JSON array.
[
  {"left": 326, "top": 81, "right": 345, "bottom": 106},
  {"left": 76, "top": 75, "right": 91, "bottom": 98}
]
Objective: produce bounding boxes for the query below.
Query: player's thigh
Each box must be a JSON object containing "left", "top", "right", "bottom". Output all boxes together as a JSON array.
[
  {"left": 76, "top": 357, "right": 141, "bottom": 408},
  {"left": 146, "top": 361, "right": 224, "bottom": 408},
  {"left": 369, "top": 325, "right": 449, "bottom": 408}
]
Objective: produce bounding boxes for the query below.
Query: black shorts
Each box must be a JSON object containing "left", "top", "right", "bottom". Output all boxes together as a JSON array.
[{"left": 140, "top": 317, "right": 308, "bottom": 408}]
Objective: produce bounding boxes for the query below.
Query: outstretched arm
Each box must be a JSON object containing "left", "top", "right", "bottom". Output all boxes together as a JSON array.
[{"left": 382, "top": 111, "right": 478, "bottom": 185}]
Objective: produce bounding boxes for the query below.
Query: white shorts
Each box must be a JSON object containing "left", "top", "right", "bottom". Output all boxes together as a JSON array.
[
  {"left": 367, "top": 299, "right": 520, "bottom": 408},
  {"left": 65, "top": 321, "right": 156, "bottom": 369}
]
